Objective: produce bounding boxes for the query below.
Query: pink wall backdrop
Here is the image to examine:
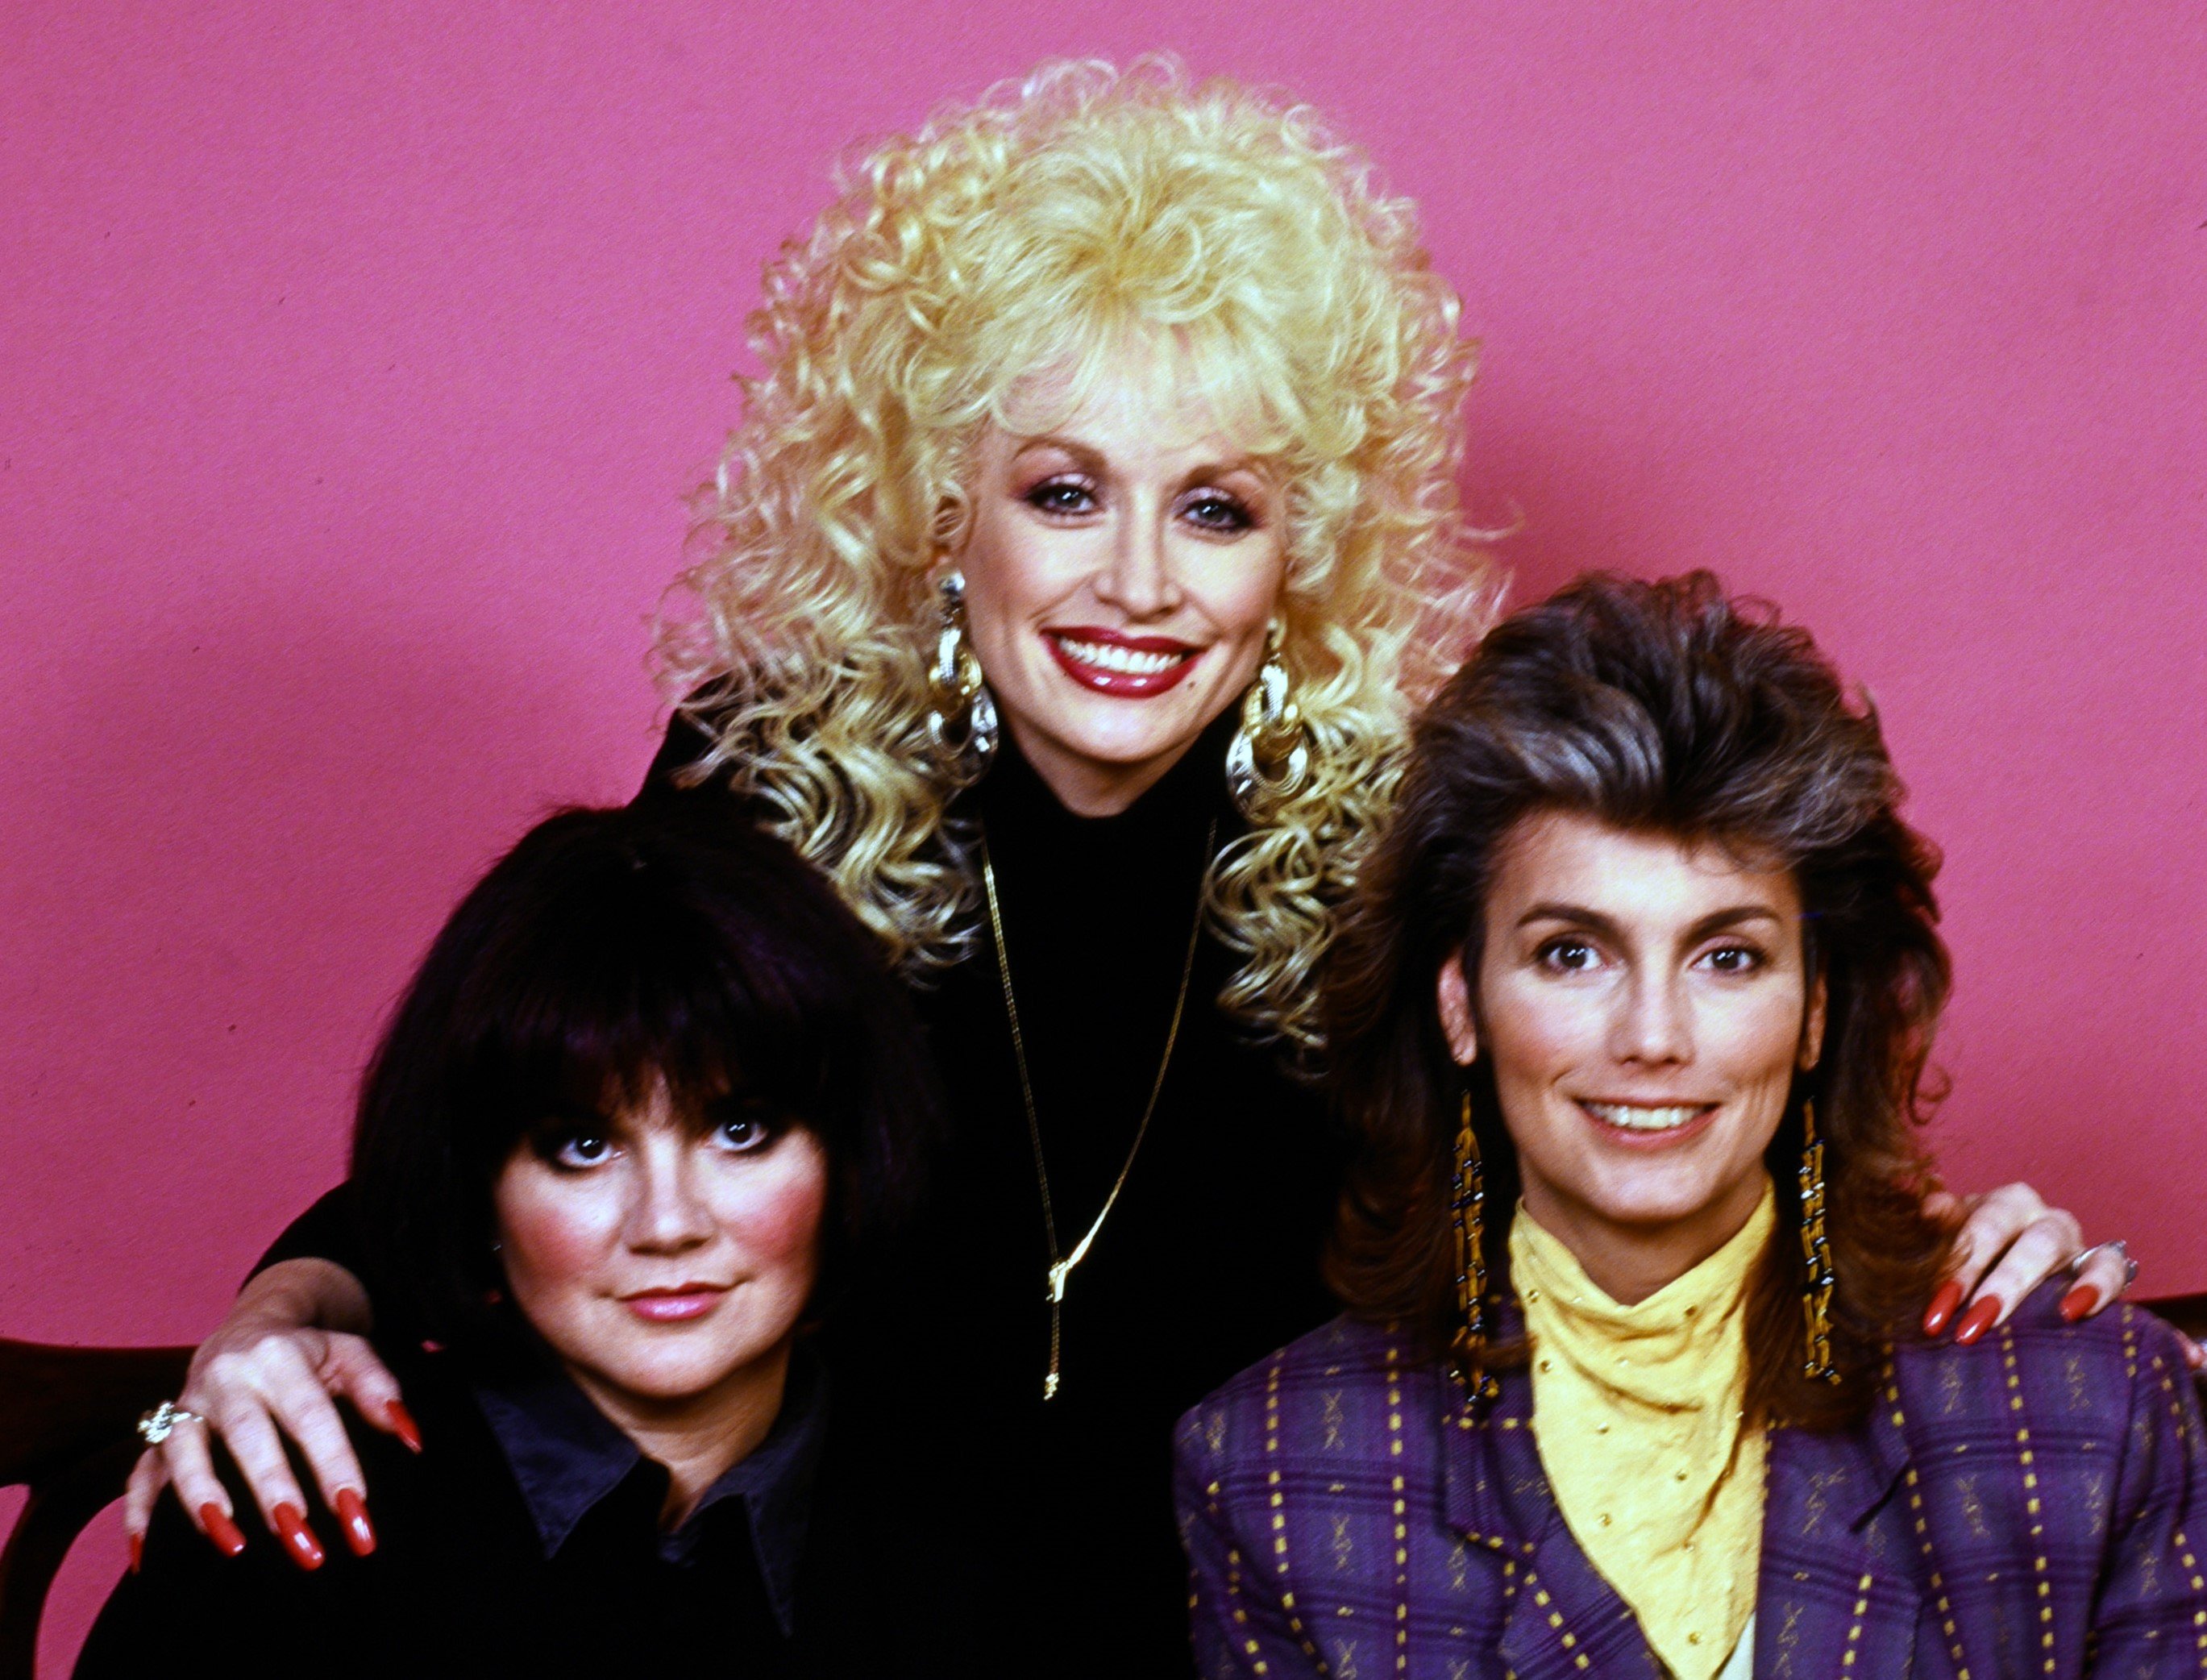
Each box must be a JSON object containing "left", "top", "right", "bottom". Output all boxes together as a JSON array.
[{"left": 5, "top": 2, "right": 2203, "bottom": 1668}]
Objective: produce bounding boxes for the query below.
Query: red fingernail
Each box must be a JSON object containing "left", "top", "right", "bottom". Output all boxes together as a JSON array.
[
  {"left": 272, "top": 1502, "right": 325, "bottom": 1571},
  {"left": 335, "top": 1487, "right": 376, "bottom": 1557},
  {"left": 2060, "top": 1283, "right": 2098, "bottom": 1324},
  {"left": 128, "top": 1532, "right": 144, "bottom": 1574},
  {"left": 385, "top": 1399, "right": 422, "bottom": 1454},
  {"left": 1954, "top": 1296, "right": 2001, "bottom": 1345},
  {"left": 1922, "top": 1279, "right": 1965, "bottom": 1336},
  {"left": 199, "top": 1503, "right": 247, "bottom": 1558}
]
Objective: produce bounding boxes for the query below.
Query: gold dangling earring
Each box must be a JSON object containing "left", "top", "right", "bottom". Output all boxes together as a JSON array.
[
  {"left": 1798, "top": 1098, "right": 1839, "bottom": 1383},
  {"left": 923, "top": 570, "right": 998, "bottom": 780},
  {"left": 1225, "top": 621, "right": 1311, "bottom": 819},
  {"left": 1450, "top": 1092, "right": 1497, "bottom": 1401}
]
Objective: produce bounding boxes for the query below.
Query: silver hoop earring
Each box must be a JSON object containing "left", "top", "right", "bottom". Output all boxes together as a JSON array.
[
  {"left": 924, "top": 571, "right": 999, "bottom": 780},
  {"left": 1225, "top": 622, "right": 1310, "bottom": 817}
]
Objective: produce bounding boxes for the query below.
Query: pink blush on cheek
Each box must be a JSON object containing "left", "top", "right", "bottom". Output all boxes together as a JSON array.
[
  {"left": 490, "top": 1155, "right": 630, "bottom": 1314},
  {"left": 717, "top": 1137, "right": 831, "bottom": 1287}
]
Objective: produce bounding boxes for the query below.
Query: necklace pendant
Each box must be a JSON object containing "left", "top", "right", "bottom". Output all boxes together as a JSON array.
[
  {"left": 1046, "top": 1259, "right": 1071, "bottom": 1304},
  {"left": 1043, "top": 1370, "right": 1060, "bottom": 1400}
]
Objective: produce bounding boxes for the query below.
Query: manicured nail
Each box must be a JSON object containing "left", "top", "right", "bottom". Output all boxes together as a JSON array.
[
  {"left": 1922, "top": 1279, "right": 1965, "bottom": 1336},
  {"left": 272, "top": 1502, "right": 325, "bottom": 1570},
  {"left": 127, "top": 1532, "right": 144, "bottom": 1574},
  {"left": 385, "top": 1399, "right": 422, "bottom": 1453},
  {"left": 198, "top": 1503, "right": 247, "bottom": 1557},
  {"left": 334, "top": 1487, "right": 376, "bottom": 1557},
  {"left": 2059, "top": 1282, "right": 2098, "bottom": 1324},
  {"left": 1953, "top": 1296, "right": 2001, "bottom": 1346}
]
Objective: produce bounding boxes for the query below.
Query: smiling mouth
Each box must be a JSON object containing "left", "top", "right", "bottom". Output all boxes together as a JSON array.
[
  {"left": 1045, "top": 628, "right": 1201, "bottom": 697},
  {"left": 1578, "top": 1100, "right": 1719, "bottom": 1137}
]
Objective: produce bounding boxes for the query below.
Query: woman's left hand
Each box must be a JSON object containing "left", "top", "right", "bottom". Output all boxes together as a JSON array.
[{"left": 1925, "top": 1181, "right": 2205, "bottom": 1368}]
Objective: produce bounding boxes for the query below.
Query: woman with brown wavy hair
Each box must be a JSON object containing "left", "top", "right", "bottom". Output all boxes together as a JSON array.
[
  {"left": 126, "top": 63, "right": 2124, "bottom": 1671},
  {"left": 1176, "top": 573, "right": 2206, "bottom": 1679}
]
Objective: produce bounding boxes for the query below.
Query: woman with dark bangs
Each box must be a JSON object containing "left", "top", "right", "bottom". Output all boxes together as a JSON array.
[
  {"left": 126, "top": 63, "right": 2138, "bottom": 1674},
  {"left": 1177, "top": 574, "right": 2207, "bottom": 1679},
  {"left": 78, "top": 805, "right": 948, "bottom": 1676}
]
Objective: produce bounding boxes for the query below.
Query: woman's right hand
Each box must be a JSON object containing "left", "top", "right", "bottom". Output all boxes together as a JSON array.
[{"left": 123, "top": 1258, "right": 416, "bottom": 1570}]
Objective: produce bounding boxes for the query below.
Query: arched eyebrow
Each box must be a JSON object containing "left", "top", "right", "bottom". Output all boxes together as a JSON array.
[
  {"left": 1007, "top": 435, "right": 1274, "bottom": 490},
  {"left": 1008, "top": 435, "right": 1105, "bottom": 472},
  {"left": 1681, "top": 905, "right": 1789, "bottom": 942},
  {"left": 1514, "top": 903, "right": 1789, "bottom": 943}
]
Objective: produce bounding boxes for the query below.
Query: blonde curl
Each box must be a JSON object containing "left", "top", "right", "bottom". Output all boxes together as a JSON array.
[{"left": 660, "top": 56, "right": 1498, "bottom": 1053}]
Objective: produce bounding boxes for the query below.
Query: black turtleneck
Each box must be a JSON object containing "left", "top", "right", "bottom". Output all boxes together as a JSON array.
[
  {"left": 893, "top": 711, "right": 1349, "bottom": 1668},
  {"left": 260, "top": 706, "right": 1349, "bottom": 1676}
]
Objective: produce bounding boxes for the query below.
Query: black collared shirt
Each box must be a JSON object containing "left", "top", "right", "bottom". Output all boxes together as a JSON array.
[
  {"left": 77, "top": 1338, "right": 930, "bottom": 1678},
  {"left": 251, "top": 705, "right": 1349, "bottom": 1674},
  {"left": 472, "top": 1347, "right": 825, "bottom": 1635}
]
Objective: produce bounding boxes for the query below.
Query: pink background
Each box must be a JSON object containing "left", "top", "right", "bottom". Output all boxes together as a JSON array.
[{"left": 5, "top": 2, "right": 2203, "bottom": 1669}]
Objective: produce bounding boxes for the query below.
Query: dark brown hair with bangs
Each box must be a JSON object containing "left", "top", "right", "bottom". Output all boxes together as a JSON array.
[
  {"left": 1324, "top": 571, "right": 1952, "bottom": 1428},
  {"left": 350, "top": 803, "right": 938, "bottom": 1354}
]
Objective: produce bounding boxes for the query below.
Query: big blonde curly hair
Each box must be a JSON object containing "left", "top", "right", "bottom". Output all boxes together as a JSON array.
[{"left": 661, "top": 56, "right": 1494, "bottom": 1055}]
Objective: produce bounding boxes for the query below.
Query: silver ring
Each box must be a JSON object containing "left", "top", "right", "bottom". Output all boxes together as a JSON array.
[
  {"left": 2072, "top": 1238, "right": 2139, "bottom": 1287},
  {"left": 136, "top": 1399, "right": 205, "bottom": 1445}
]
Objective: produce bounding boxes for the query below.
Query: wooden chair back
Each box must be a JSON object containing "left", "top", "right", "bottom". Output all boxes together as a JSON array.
[
  {"left": 2150, "top": 1291, "right": 2207, "bottom": 1346},
  {"left": 0, "top": 1338, "right": 191, "bottom": 1680}
]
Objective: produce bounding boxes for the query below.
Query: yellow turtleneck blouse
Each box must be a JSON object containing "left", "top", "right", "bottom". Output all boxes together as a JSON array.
[{"left": 1510, "top": 1182, "right": 1774, "bottom": 1680}]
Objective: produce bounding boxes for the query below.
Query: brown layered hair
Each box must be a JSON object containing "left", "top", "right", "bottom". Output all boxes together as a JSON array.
[{"left": 1324, "top": 572, "right": 1953, "bottom": 1428}]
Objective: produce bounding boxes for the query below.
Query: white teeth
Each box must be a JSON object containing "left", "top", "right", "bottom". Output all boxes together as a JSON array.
[
  {"left": 1055, "top": 636, "right": 1188, "bottom": 676},
  {"left": 1583, "top": 1102, "right": 1708, "bottom": 1133}
]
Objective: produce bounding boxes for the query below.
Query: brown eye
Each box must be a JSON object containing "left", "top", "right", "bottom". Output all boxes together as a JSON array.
[
  {"left": 1699, "top": 944, "right": 1765, "bottom": 975},
  {"left": 704, "top": 1095, "right": 783, "bottom": 1155},
  {"left": 548, "top": 1133, "right": 613, "bottom": 1169},
  {"left": 715, "top": 1115, "right": 771, "bottom": 1154},
  {"left": 1536, "top": 938, "right": 1600, "bottom": 974},
  {"left": 1025, "top": 476, "right": 1096, "bottom": 515}
]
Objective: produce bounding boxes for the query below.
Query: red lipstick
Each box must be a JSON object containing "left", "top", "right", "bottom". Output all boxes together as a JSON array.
[{"left": 1045, "top": 626, "right": 1200, "bottom": 697}]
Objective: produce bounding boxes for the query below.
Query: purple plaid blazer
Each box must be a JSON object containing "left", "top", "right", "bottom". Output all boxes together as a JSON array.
[{"left": 1175, "top": 1285, "right": 2207, "bottom": 1678}]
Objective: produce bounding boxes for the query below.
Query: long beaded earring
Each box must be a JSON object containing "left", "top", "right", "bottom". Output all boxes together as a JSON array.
[
  {"left": 922, "top": 571, "right": 998, "bottom": 780},
  {"left": 1798, "top": 1098, "right": 1839, "bottom": 1383},
  {"left": 1450, "top": 1092, "right": 1498, "bottom": 1401}
]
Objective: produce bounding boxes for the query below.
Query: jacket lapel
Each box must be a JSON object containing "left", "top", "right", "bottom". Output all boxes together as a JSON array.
[
  {"left": 1446, "top": 1360, "right": 1935, "bottom": 1680},
  {"left": 1756, "top": 1406, "right": 1926, "bottom": 1680},
  {"left": 1443, "top": 1370, "right": 1665, "bottom": 1680}
]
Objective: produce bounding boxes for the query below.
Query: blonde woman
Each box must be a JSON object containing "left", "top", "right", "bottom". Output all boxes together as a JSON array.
[{"left": 130, "top": 60, "right": 2125, "bottom": 1670}]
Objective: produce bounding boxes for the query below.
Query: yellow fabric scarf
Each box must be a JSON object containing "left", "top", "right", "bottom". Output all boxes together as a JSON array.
[{"left": 1511, "top": 1183, "right": 1774, "bottom": 1680}]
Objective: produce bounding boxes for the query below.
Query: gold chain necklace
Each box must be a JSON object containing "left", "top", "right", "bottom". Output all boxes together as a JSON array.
[{"left": 979, "top": 817, "right": 1216, "bottom": 1401}]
